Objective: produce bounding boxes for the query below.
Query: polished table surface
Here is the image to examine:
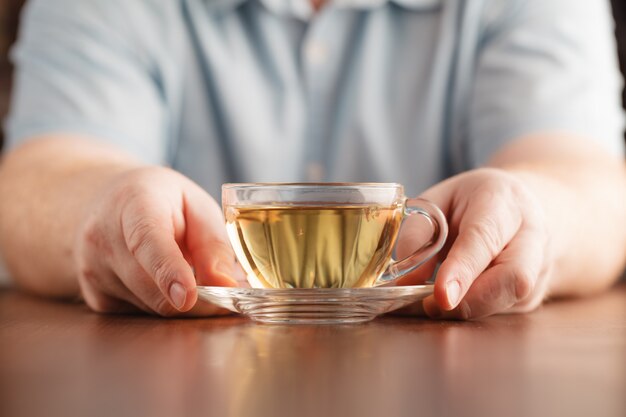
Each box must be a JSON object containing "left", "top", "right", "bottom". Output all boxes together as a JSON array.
[{"left": 1, "top": 284, "right": 625, "bottom": 417}]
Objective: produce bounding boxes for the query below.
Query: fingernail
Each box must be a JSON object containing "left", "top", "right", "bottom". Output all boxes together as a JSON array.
[
  {"left": 169, "top": 282, "right": 187, "bottom": 310},
  {"left": 446, "top": 281, "right": 461, "bottom": 309}
]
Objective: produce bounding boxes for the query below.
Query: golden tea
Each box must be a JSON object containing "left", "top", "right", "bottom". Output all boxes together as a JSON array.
[{"left": 225, "top": 204, "right": 403, "bottom": 289}]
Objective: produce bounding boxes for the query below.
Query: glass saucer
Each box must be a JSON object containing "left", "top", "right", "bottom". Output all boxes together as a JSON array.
[{"left": 196, "top": 284, "right": 434, "bottom": 324}]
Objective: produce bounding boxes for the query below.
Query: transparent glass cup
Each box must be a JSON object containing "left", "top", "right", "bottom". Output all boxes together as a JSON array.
[{"left": 222, "top": 183, "right": 448, "bottom": 290}]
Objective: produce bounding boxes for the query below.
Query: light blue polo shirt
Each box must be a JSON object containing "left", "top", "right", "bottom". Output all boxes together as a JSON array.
[{"left": 4, "top": 0, "right": 625, "bottom": 201}]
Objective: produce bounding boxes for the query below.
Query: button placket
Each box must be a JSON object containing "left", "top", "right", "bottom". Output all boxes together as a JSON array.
[{"left": 300, "top": 14, "right": 337, "bottom": 182}]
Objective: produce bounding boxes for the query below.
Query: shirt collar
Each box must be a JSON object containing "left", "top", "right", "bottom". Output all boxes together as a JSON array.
[
  {"left": 335, "top": 0, "right": 441, "bottom": 9},
  {"left": 205, "top": 0, "right": 442, "bottom": 14}
]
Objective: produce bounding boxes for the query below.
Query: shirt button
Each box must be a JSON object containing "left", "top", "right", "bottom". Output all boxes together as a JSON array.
[{"left": 304, "top": 40, "right": 328, "bottom": 66}]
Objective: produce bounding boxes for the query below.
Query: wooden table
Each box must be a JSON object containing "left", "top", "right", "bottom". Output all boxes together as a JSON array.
[{"left": 1, "top": 284, "right": 625, "bottom": 417}]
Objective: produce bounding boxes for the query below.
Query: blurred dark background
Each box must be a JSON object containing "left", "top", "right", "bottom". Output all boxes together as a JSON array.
[{"left": 1, "top": 0, "right": 626, "bottom": 150}]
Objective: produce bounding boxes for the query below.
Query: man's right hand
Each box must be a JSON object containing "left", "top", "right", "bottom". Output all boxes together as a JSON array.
[
  {"left": 0, "top": 137, "right": 242, "bottom": 316},
  {"left": 74, "top": 166, "right": 239, "bottom": 316}
]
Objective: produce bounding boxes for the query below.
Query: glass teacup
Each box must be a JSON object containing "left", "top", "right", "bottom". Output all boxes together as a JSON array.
[{"left": 222, "top": 183, "right": 447, "bottom": 290}]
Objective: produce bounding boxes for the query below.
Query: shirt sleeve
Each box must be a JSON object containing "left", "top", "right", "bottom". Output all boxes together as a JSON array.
[
  {"left": 4, "top": 0, "right": 169, "bottom": 165},
  {"left": 466, "top": 0, "right": 625, "bottom": 167}
]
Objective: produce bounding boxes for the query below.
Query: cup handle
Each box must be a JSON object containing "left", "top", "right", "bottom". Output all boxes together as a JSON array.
[{"left": 375, "top": 198, "right": 448, "bottom": 286}]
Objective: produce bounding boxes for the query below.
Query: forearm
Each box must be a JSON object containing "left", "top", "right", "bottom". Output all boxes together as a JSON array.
[
  {"left": 0, "top": 136, "right": 143, "bottom": 298},
  {"left": 488, "top": 134, "right": 626, "bottom": 297}
]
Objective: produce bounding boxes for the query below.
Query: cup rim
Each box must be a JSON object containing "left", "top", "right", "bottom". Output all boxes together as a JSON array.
[{"left": 222, "top": 182, "right": 403, "bottom": 190}]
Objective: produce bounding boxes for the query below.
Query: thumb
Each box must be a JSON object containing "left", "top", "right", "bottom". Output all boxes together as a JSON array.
[{"left": 183, "top": 184, "right": 238, "bottom": 287}]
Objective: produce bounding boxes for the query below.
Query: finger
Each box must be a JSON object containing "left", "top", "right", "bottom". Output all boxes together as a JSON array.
[
  {"left": 76, "top": 255, "right": 153, "bottom": 314},
  {"left": 394, "top": 185, "right": 456, "bottom": 286},
  {"left": 396, "top": 207, "right": 441, "bottom": 260},
  {"left": 391, "top": 298, "right": 428, "bottom": 316},
  {"left": 82, "top": 290, "right": 145, "bottom": 315},
  {"left": 434, "top": 191, "right": 523, "bottom": 310},
  {"left": 122, "top": 210, "right": 197, "bottom": 312},
  {"left": 178, "top": 300, "right": 234, "bottom": 317},
  {"left": 395, "top": 216, "right": 458, "bottom": 286},
  {"left": 424, "top": 228, "right": 543, "bottom": 319},
  {"left": 190, "top": 248, "right": 238, "bottom": 287},
  {"left": 395, "top": 214, "right": 441, "bottom": 285},
  {"left": 183, "top": 185, "right": 238, "bottom": 287},
  {"left": 396, "top": 256, "right": 439, "bottom": 286},
  {"left": 109, "top": 252, "right": 187, "bottom": 317},
  {"left": 111, "top": 247, "right": 235, "bottom": 317},
  {"left": 509, "top": 245, "right": 552, "bottom": 313},
  {"left": 79, "top": 272, "right": 149, "bottom": 315}
]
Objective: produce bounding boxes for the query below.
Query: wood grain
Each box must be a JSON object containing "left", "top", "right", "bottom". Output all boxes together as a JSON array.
[{"left": 1, "top": 284, "right": 625, "bottom": 417}]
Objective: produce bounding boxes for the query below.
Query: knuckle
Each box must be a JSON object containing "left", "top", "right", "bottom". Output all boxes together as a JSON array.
[
  {"left": 110, "top": 182, "right": 135, "bottom": 207},
  {"left": 78, "top": 217, "right": 113, "bottom": 256},
  {"left": 479, "top": 276, "right": 507, "bottom": 306},
  {"left": 449, "top": 254, "right": 480, "bottom": 285},
  {"left": 84, "top": 293, "right": 115, "bottom": 314},
  {"left": 479, "top": 168, "right": 518, "bottom": 190},
  {"left": 151, "top": 256, "right": 178, "bottom": 288},
  {"left": 80, "top": 218, "right": 101, "bottom": 247},
  {"left": 76, "top": 258, "right": 106, "bottom": 292},
  {"left": 115, "top": 176, "right": 166, "bottom": 222},
  {"left": 476, "top": 170, "right": 511, "bottom": 196},
  {"left": 117, "top": 167, "right": 178, "bottom": 197},
  {"left": 110, "top": 179, "right": 150, "bottom": 211},
  {"left": 510, "top": 266, "right": 535, "bottom": 301},
  {"left": 511, "top": 295, "right": 543, "bottom": 314},
  {"left": 78, "top": 265, "right": 100, "bottom": 288},
  {"left": 467, "top": 218, "right": 502, "bottom": 259},
  {"left": 125, "top": 219, "right": 159, "bottom": 257}
]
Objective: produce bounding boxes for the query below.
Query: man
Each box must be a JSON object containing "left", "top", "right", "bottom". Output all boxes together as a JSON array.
[{"left": 0, "top": 0, "right": 625, "bottom": 319}]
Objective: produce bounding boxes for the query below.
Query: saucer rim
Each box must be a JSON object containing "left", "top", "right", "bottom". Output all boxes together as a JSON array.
[{"left": 196, "top": 283, "right": 434, "bottom": 295}]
